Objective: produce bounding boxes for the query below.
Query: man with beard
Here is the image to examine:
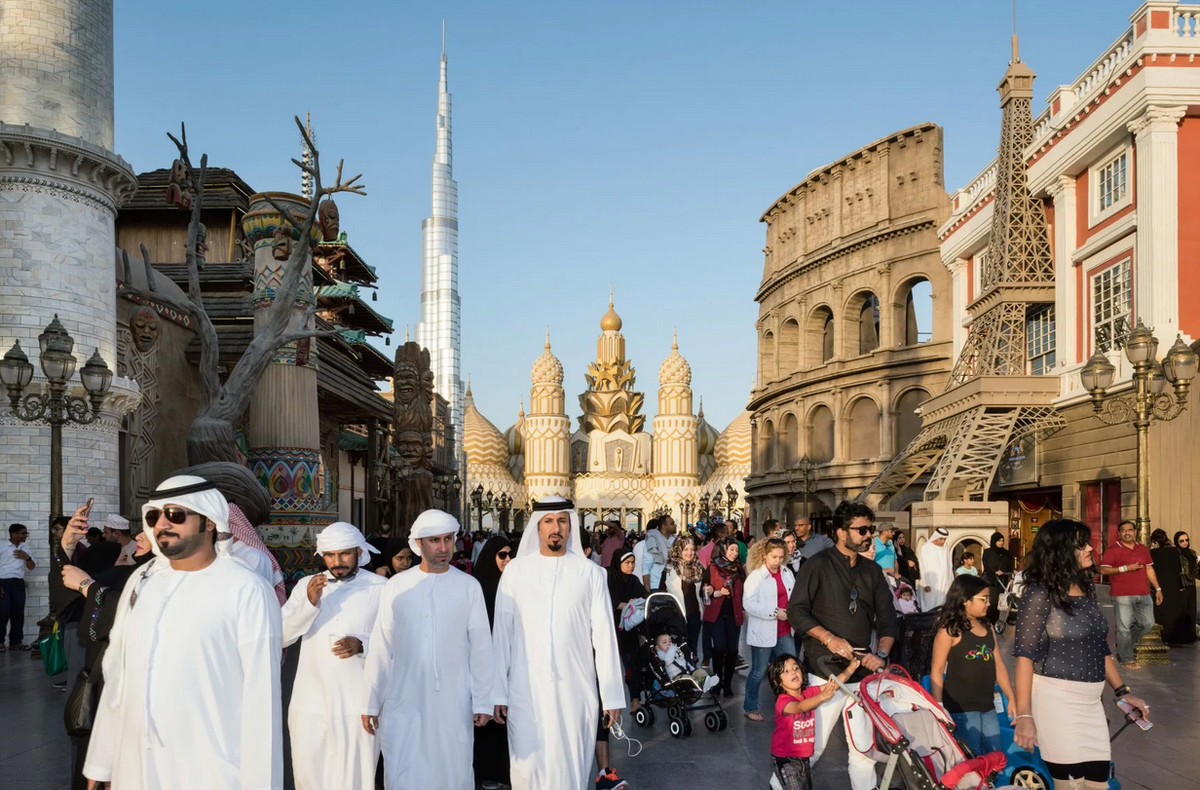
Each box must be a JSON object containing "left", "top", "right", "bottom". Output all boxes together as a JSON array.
[
  {"left": 787, "top": 501, "right": 898, "bottom": 790},
  {"left": 492, "top": 497, "right": 625, "bottom": 790},
  {"left": 83, "top": 475, "right": 282, "bottom": 789},
  {"left": 362, "top": 510, "right": 493, "bottom": 789},
  {"left": 283, "top": 523, "right": 386, "bottom": 790},
  {"left": 917, "top": 527, "right": 954, "bottom": 611}
]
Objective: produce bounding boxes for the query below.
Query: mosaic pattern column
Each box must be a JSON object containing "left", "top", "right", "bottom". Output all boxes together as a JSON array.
[{"left": 242, "top": 193, "right": 333, "bottom": 537}]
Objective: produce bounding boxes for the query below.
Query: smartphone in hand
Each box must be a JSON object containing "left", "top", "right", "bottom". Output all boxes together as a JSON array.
[
  {"left": 1116, "top": 698, "right": 1153, "bottom": 731},
  {"left": 82, "top": 497, "right": 95, "bottom": 518}
]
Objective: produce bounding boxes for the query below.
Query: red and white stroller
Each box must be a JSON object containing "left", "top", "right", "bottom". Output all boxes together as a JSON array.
[{"left": 840, "top": 664, "right": 1008, "bottom": 790}]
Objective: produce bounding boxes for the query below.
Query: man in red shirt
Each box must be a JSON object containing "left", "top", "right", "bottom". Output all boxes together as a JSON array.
[{"left": 1099, "top": 520, "right": 1164, "bottom": 666}]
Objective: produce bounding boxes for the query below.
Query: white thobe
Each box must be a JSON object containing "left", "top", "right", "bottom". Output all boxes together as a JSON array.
[
  {"left": 84, "top": 556, "right": 283, "bottom": 789},
  {"left": 230, "top": 539, "right": 278, "bottom": 589},
  {"left": 282, "top": 571, "right": 387, "bottom": 790},
  {"left": 363, "top": 566, "right": 494, "bottom": 790},
  {"left": 917, "top": 540, "right": 954, "bottom": 611},
  {"left": 492, "top": 552, "right": 625, "bottom": 790}
]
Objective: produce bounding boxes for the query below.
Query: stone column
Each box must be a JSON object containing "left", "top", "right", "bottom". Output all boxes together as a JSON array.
[
  {"left": 878, "top": 379, "right": 895, "bottom": 459},
  {"left": 1128, "top": 106, "right": 1187, "bottom": 335},
  {"left": 242, "top": 193, "right": 331, "bottom": 537},
  {"left": 946, "top": 258, "right": 968, "bottom": 359},
  {"left": 1048, "top": 175, "right": 1077, "bottom": 368},
  {"left": 0, "top": 0, "right": 137, "bottom": 615}
]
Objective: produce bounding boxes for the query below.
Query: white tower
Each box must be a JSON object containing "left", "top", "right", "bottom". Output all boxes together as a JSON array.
[
  {"left": 415, "top": 27, "right": 464, "bottom": 445},
  {"left": 653, "top": 332, "right": 700, "bottom": 511},
  {"left": 524, "top": 333, "right": 571, "bottom": 500},
  {"left": 0, "top": 0, "right": 138, "bottom": 613}
]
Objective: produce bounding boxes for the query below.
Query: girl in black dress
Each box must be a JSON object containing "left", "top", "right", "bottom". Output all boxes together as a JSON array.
[{"left": 472, "top": 536, "right": 513, "bottom": 789}]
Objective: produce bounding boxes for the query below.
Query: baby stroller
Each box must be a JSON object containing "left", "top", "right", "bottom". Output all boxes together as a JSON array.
[
  {"left": 995, "top": 571, "right": 1025, "bottom": 635},
  {"left": 835, "top": 661, "right": 1007, "bottom": 790},
  {"left": 630, "top": 592, "right": 728, "bottom": 738}
]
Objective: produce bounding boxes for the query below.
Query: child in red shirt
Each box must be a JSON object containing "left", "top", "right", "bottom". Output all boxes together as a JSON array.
[{"left": 767, "top": 654, "right": 860, "bottom": 790}]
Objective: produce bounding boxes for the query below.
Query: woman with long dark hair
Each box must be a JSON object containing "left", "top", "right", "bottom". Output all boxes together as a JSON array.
[
  {"left": 702, "top": 536, "right": 745, "bottom": 698},
  {"left": 1013, "top": 519, "right": 1150, "bottom": 790},
  {"left": 1175, "top": 532, "right": 1198, "bottom": 640},
  {"left": 1149, "top": 529, "right": 1193, "bottom": 645},
  {"left": 664, "top": 536, "right": 704, "bottom": 660},
  {"left": 472, "top": 536, "right": 513, "bottom": 789},
  {"left": 607, "top": 551, "right": 647, "bottom": 713}
]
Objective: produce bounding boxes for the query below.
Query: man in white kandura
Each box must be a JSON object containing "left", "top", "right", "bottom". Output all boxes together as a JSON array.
[
  {"left": 362, "top": 509, "right": 494, "bottom": 790},
  {"left": 283, "top": 522, "right": 387, "bottom": 790},
  {"left": 492, "top": 496, "right": 625, "bottom": 790},
  {"left": 917, "top": 527, "right": 954, "bottom": 611},
  {"left": 84, "top": 475, "right": 283, "bottom": 790}
]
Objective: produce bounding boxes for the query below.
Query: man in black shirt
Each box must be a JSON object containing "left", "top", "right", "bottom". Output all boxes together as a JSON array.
[{"left": 787, "top": 500, "right": 899, "bottom": 790}]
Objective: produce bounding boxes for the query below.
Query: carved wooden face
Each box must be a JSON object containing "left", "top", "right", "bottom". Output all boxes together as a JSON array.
[
  {"left": 396, "top": 430, "right": 428, "bottom": 467},
  {"left": 131, "top": 307, "right": 160, "bottom": 352},
  {"left": 318, "top": 200, "right": 340, "bottom": 241},
  {"left": 394, "top": 363, "right": 419, "bottom": 405},
  {"left": 272, "top": 225, "right": 293, "bottom": 261},
  {"left": 169, "top": 159, "right": 189, "bottom": 185}
]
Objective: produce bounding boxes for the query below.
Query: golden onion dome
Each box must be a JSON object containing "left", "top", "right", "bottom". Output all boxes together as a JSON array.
[{"left": 600, "top": 298, "right": 623, "bottom": 332}]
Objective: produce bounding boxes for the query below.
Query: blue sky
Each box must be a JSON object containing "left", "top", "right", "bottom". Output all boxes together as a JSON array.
[{"left": 114, "top": 0, "right": 1138, "bottom": 434}]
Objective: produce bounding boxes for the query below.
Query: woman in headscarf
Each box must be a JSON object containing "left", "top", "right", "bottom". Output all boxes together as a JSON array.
[
  {"left": 982, "top": 531, "right": 1015, "bottom": 626},
  {"left": 472, "top": 536, "right": 513, "bottom": 789},
  {"left": 1150, "top": 529, "right": 1192, "bottom": 645},
  {"left": 702, "top": 536, "right": 745, "bottom": 698},
  {"left": 1175, "top": 532, "right": 1198, "bottom": 642},
  {"left": 372, "top": 537, "right": 416, "bottom": 579},
  {"left": 607, "top": 551, "right": 647, "bottom": 713},
  {"left": 894, "top": 530, "right": 920, "bottom": 588},
  {"left": 664, "top": 536, "right": 705, "bottom": 661}
]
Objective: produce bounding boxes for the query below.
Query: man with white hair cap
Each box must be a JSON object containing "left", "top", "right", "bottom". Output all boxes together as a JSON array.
[
  {"left": 362, "top": 509, "right": 494, "bottom": 790},
  {"left": 917, "top": 527, "right": 955, "bottom": 611},
  {"left": 282, "top": 522, "right": 386, "bottom": 790},
  {"left": 83, "top": 474, "right": 283, "bottom": 790},
  {"left": 100, "top": 514, "right": 137, "bottom": 566},
  {"left": 491, "top": 496, "right": 625, "bottom": 790}
]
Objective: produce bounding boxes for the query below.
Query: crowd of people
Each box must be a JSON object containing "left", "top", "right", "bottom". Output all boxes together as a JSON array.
[{"left": 5, "top": 478, "right": 1195, "bottom": 790}]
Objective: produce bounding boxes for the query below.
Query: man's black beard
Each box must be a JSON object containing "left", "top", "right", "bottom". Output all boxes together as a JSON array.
[
  {"left": 159, "top": 530, "right": 207, "bottom": 559},
  {"left": 328, "top": 565, "right": 358, "bottom": 581}
]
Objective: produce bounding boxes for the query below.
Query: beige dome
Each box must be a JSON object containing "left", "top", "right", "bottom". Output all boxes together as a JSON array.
[
  {"left": 714, "top": 410, "right": 752, "bottom": 467},
  {"left": 697, "top": 412, "right": 720, "bottom": 457},
  {"left": 504, "top": 402, "right": 525, "bottom": 456},
  {"left": 463, "top": 390, "right": 509, "bottom": 467},
  {"left": 531, "top": 335, "right": 564, "bottom": 385},
  {"left": 658, "top": 334, "right": 691, "bottom": 387},
  {"left": 600, "top": 300, "right": 623, "bottom": 332}
]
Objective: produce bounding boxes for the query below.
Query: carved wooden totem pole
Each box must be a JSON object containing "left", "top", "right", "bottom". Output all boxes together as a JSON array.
[{"left": 385, "top": 342, "right": 435, "bottom": 538}]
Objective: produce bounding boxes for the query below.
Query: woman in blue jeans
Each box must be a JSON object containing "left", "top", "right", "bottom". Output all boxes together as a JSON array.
[
  {"left": 930, "top": 574, "right": 1015, "bottom": 755},
  {"left": 702, "top": 537, "right": 745, "bottom": 698},
  {"left": 742, "top": 537, "right": 796, "bottom": 721}
]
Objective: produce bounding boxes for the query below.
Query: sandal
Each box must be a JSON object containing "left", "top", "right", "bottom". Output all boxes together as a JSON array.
[{"left": 745, "top": 711, "right": 764, "bottom": 722}]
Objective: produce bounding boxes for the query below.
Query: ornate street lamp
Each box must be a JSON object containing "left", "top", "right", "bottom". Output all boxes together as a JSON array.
[
  {"left": 471, "top": 484, "right": 484, "bottom": 531},
  {"left": 699, "top": 492, "right": 711, "bottom": 521},
  {"left": 1, "top": 316, "right": 113, "bottom": 520},
  {"left": 787, "top": 455, "right": 820, "bottom": 523},
  {"left": 725, "top": 483, "right": 738, "bottom": 520},
  {"left": 1080, "top": 319, "right": 1198, "bottom": 544}
]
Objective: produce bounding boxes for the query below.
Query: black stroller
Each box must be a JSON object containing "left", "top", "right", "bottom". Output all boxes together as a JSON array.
[{"left": 630, "top": 592, "right": 728, "bottom": 738}]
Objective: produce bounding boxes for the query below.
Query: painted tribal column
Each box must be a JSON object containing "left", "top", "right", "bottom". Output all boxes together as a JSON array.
[{"left": 242, "top": 193, "right": 333, "bottom": 533}]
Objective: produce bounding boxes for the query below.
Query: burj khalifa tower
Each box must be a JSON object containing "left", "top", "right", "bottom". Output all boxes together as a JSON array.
[{"left": 415, "top": 31, "right": 464, "bottom": 442}]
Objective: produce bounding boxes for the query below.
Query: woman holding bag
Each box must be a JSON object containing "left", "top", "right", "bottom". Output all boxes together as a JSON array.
[{"left": 742, "top": 537, "right": 795, "bottom": 722}]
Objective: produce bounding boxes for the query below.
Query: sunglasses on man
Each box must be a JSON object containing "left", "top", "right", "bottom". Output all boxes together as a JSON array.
[
  {"left": 143, "top": 506, "right": 203, "bottom": 528},
  {"left": 848, "top": 525, "right": 876, "bottom": 536}
]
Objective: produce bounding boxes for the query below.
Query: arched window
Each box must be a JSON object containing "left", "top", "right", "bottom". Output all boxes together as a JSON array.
[
  {"left": 759, "top": 419, "right": 776, "bottom": 470},
  {"left": 895, "top": 388, "right": 929, "bottom": 451},
  {"left": 808, "top": 406, "right": 835, "bottom": 464},
  {"left": 856, "top": 292, "right": 880, "bottom": 354},
  {"left": 761, "top": 330, "right": 776, "bottom": 384},
  {"left": 848, "top": 398, "right": 881, "bottom": 460},
  {"left": 809, "top": 306, "right": 835, "bottom": 365},
  {"left": 779, "top": 319, "right": 800, "bottom": 375},
  {"left": 781, "top": 413, "right": 799, "bottom": 467},
  {"left": 896, "top": 277, "right": 934, "bottom": 346}
]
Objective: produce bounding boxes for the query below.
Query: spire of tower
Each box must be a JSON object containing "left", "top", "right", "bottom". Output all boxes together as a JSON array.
[
  {"left": 416, "top": 24, "right": 463, "bottom": 447},
  {"left": 672, "top": 327, "right": 678, "bottom": 350},
  {"left": 300, "top": 112, "right": 316, "bottom": 200},
  {"left": 545, "top": 327, "right": 551, "bottom": 349}
]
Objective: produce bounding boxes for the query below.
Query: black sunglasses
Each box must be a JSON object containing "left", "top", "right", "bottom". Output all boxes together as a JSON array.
[
  {"left": 496, "top": 550, "right": 513, "bottom": 559},
  {"left": 849, "top": 586, "right": 860, "bottom": 615},
  {"left": 144, "top": 506, "right": 202, "bottom": 527},
  {"left": 849, "top": 526, "right": 876, "bottom": 536}
]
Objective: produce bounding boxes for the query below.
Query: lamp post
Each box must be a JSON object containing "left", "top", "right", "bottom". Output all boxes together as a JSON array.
[
  {"left": 699, "top": 492, "right": 711, "bottom": 521},
  {"left": 499, "top": 493, "right": 512, "bottom": 533},
  {"left": 680, "top": 498, "right": 693, "bottom": 526},
  {"left": 787, "top": 455, "right": 820, "bottom": 523},
  {"left": 725, "top": 483, "right": 738, "bottom": 521},
  {"left": 471, "top": 484, "right": 484, "bottom": 532},
  {"left": 451, "top": 474, "right": 462, "bottom": 520},
  {"left": 1, "top": 316, "right": 113, "bottom": 520},
  {"left": 1080, "top": 320, "right": 1197, "bottom": 545}
]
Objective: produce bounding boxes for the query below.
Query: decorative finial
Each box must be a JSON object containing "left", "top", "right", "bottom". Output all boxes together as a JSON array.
[
  {"left": 519, "top": 397, "right": 525, "bottom": 417},
  {"left": 466, "top": 373, "right": 472, "bottom": 396},
  {"left": 545, "top": 326, "right": 551, "bottom": 349},
  {"left": 1010, "top": 0, "right": 1019, "bottom": 62},
  {"left": 405, "top": 325, "right": 411, "bottom": 342},
  {"left": 442, "top": 18, "right": 446, "bottom": 56},
  {"left": 672, "top": 327, "right": 678, "bottom": 350},
  {"left": 698, "top": 396, "right": 705, "bottom": 418},
  {"left": 609, "top": 284, "right": 614, "bottom": 308}
]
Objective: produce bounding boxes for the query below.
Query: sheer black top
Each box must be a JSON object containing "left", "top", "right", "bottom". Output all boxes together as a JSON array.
[{"left": 1012, "top": 583, "right": 1111, "bottom": 683}]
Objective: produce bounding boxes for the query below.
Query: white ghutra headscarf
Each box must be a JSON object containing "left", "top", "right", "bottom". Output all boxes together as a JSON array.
[
  {"left": 315, "top": 521, "right": 380, "bottom": 566},
  {"left": 516, "top": 496, "right": 583, "bottom": 558}
]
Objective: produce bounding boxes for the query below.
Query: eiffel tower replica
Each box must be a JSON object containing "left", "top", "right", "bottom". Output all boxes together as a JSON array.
[{"left": 859, "top": 36, "right": 1066, "bottom": 508}]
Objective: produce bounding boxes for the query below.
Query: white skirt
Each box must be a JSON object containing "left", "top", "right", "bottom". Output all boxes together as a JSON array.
[{"left": 1030, "top": 674, "right": 1111, "bottom": 764}]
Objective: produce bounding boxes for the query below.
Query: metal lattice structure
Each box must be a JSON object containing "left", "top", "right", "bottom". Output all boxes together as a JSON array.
[{"left": 859, "top": 41, "right": 1063, "bottom": 508}]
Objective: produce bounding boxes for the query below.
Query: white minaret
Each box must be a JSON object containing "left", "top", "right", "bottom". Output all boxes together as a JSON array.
[{"left": 415, "top": 23, "right": 464, "bottom": 444}]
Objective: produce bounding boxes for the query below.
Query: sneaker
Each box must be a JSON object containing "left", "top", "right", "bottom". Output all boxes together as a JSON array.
[
  {"left": 481, "top": 782, "right": 501, "bottom": 790},
  {"left": 596, "top": 767, "right": 628, "bottom": 790},
  {"left": 51, "top": 680, "right": 67, "bottom": 691}
]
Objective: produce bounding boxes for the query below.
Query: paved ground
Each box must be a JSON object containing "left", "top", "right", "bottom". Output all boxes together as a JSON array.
[{"left": 1, "top": 589, "right": 1196, "bottom": 790}]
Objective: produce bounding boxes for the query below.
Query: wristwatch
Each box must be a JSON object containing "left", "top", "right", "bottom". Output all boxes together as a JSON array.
[{"left": 873, "top": 649, "right": 888, "bottom": 661}]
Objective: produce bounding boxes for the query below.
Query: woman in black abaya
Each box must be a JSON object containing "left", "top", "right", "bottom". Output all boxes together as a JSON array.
[
  {"left": 1175, "top": 532, "right": 1198, "bottom": 642},
  {"left": 1150, "top": 529, "right": 1193, "bottom": 645},
  {"left": 472, "top": 536, "right": 514, "bottom": 789}
]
